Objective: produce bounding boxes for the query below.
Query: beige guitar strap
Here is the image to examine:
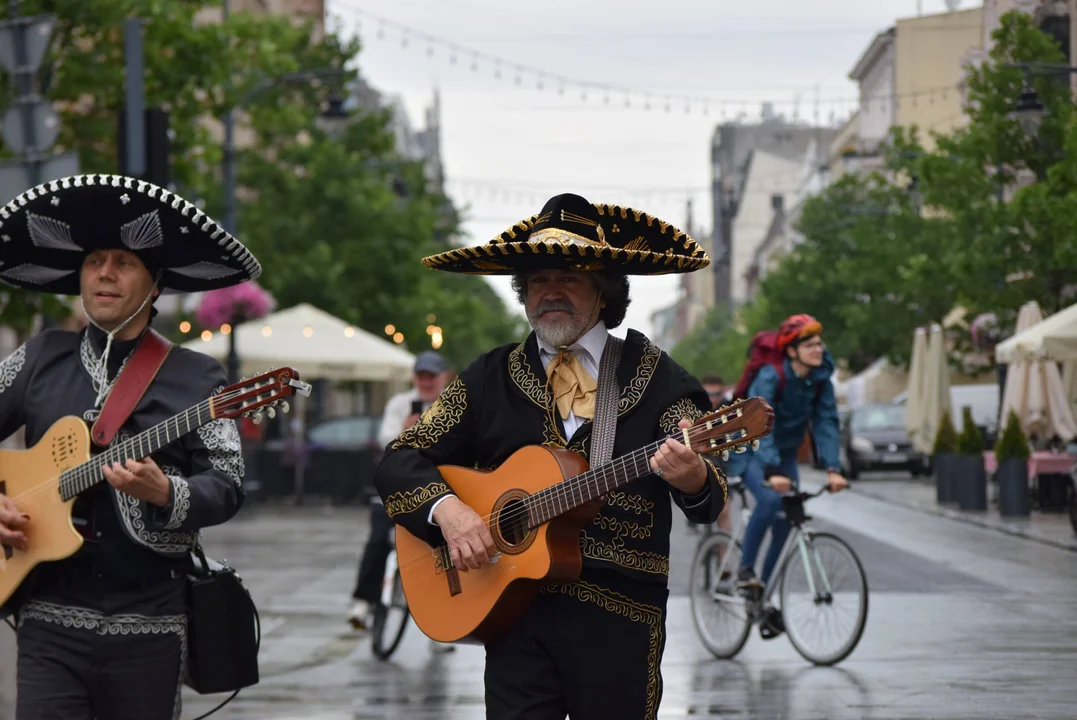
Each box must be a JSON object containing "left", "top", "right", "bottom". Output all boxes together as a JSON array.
[{"left": 589, "top": 336, "right": 623, "bottom": 467}]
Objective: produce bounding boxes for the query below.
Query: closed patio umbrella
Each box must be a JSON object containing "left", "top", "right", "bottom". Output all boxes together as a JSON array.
[
  {"left": 920, "top": 323, "right": 952, "bottom": 451},
  {"left": 905, "top": 327, "right": 929, "bottom": 453}
]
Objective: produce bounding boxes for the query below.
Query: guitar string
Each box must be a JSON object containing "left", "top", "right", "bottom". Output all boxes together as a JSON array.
[
  {"left": 392, "top": 417, "right": 757, "bottom": 575},
  {"left": 5, "top": 384, "right": 280, "bottom": 506},
  {"left": 480, "top": 404, "right": 749, "bottom": 527}
]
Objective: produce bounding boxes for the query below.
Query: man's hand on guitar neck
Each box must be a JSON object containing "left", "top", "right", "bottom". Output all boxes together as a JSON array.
[
  {"left": 650, "top": 418, "right": 708, "bottom": 495},
  {"left": 102, "top": 458, "right": 172, "bottom": 507},
  {"left": 0, "top": 494, "right": 30, "bottom": 552},
  {"left": 431, "top": 496, "right": 497, "bottom": 571}
]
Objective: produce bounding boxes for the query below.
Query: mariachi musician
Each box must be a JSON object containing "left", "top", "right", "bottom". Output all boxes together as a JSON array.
[
  {"left": 0, "top": 175, "right": 257, "bottom": 720},
  {"left": 375, "top": 193, "right": 727, "bottom": 720}
]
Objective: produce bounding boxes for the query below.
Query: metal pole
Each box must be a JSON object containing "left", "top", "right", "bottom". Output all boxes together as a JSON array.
[
  {"left": 123, "top": 18, "right": 145, "bottom": 177},
  {"left": 222, "top": 0, "right": 236, "bottom": 236},
  {"left": 9, "top": 0, "right": 39, "bottom": 187}
]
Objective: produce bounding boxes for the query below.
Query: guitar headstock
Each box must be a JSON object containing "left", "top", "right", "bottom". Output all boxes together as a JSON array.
[
  {"left": 210, "top": 368, "right": 313, "bottom": 423},
  {"left": 687, "top": 397, "right": 775, "bottom": 460}
]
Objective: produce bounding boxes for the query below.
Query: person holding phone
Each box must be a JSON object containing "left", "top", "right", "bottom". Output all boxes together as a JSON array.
[{"left": 347, "top": 351, "right": 448, "bottom": 630}]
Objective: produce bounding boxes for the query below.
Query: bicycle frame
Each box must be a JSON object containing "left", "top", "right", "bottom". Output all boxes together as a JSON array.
[{"left": 379, "top": 538, "right": 399, "bottom": 608}]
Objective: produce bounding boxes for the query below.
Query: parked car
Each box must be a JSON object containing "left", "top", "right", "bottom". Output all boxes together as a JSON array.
[{"left": 841, "top": 403, "right": 924, "bottom": 479}]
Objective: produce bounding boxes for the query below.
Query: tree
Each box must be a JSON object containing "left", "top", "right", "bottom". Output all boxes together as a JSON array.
[
  {"left": 890, "top": 11, "right": 1077, "bottom": 328},
  {"left": 757, "top": 174, "right": 956, "bottom": 371},
  {"left": 671, "top": 297, "right": 772, "bottom": 382},
  {"left": 0, "top": 1, "right": 522, "bottom": 360}
]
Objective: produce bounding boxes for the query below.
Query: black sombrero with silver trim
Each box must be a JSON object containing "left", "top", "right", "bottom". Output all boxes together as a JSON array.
[
  {"left": 0, "top": 174, "right": 261, "bottom": 295},
  {"left": 422, "top": 193, "right": 709, "bottom": 276}
]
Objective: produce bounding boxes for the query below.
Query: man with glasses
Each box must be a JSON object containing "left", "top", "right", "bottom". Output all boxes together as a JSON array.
[{"left": 724, "top": 315, "right": 846, "bottom": 628}]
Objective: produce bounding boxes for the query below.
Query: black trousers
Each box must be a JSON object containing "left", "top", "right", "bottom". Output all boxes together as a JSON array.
[
  {"left": 352, "top": 502, "right": 394, "bottom": 603},
  {"left": 16, "top": 607, "right": 185, "bottom": 720},
  {"left": 484, "top": 569, "right": 669, "bottom": 720}
]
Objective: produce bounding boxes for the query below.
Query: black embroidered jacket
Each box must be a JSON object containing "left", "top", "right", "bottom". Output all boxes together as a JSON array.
[{"left": 374, "top": 329, "right": 727, "bottom": 585}]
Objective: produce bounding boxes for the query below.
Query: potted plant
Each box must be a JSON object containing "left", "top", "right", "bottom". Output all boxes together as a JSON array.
[
  {"left": 994, "top": 410, "right": 1031, "bottom": 517},
  {"left": 932, "top": 412, "right": 958, "bottom": 505},
  {"left": 955, "top": 406, "right": 987, "bottom": 511}
]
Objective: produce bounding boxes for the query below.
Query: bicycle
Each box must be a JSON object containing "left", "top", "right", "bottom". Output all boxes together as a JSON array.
[
  {"left": 689, "top": 480, "right": 868, "bottom": 666},
  {"left": 370, "top": 531, "right": 410, "bottom": 660}
]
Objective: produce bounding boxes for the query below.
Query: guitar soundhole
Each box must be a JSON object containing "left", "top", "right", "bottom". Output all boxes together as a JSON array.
[{"left": 496, "top": 499, "right": 530, "bottom": 547}]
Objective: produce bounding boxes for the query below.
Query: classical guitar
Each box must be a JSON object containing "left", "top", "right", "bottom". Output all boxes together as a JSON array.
[
  {"left": 396, "top": 396, "right": 775, "bottom": 645},
  {"left": 0, "top": 368, "right": 312, "bottom": 607}
]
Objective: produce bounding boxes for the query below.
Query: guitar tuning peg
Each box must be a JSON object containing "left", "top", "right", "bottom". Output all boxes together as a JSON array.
[
  {"left": 735, "top": 444, "right": 748, "bottom": 454},
  {"left": 266, "top": 407, "right": 276, "bottom": 419},
  {"left": 721, "top": 450, "right": 729, "bottom": 461},
  {"left": 252, "top": 413, "right": 263, "bottom": 425},
  {"left": 752, "top": 440, "right": 760, "bottom": 451},
  {"left": 281, "top": 401, "right": 290, "bottom": 414}
]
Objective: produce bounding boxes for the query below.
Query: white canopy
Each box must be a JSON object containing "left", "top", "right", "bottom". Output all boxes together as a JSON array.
[
  {"left": 183, "top": 303, "right": 416, "bottom": 382},
  {"left": 995, "top": 301, "right": 1077, "bottom": 363}
]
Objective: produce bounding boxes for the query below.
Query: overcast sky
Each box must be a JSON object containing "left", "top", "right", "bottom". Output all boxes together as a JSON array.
[{"left": 326, "top": 0, "right": 979, "bottom": 341}]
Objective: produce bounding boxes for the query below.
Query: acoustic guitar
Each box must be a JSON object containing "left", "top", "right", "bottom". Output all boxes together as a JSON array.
[
  {"left": 0, "top": 368, "right": 312, "bottom": 607},
  {"left": 396, "top": 396, "right": 774, "bottom": 644}
]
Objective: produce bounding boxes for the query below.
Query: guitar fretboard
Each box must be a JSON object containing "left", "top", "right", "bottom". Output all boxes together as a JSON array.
[{"left": 58, "top": 400, "right": 215, "bottom": 501}]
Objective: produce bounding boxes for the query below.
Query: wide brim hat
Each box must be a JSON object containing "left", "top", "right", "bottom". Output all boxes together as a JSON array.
[
  {"left": 0, "top": 174, "right": 261, "bottom": 295},
  {"left": 422, "top": 193, "right": 710, "bottom": 275}
]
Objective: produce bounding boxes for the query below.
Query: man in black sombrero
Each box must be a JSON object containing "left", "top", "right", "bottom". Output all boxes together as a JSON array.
[
  {"left": 375, "top": 193, "right": 727, "bottom": 719},
  {"left": 0, "top": 175, "right": 258, "bottom": 720}
]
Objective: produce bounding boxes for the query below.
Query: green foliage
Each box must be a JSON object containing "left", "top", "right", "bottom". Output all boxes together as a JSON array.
[
  {"left": 757, "top": 173, "right": 957, "bottom": 372},
  {"left": 956, "top": 406, "right": 984, "bottom": 456},
  {"left": 932, "top": 411, "right": 958, "bottom": 455},
  {"left": 670, "top": 298, "right": 771, "bottom": 382},
  {"left": 890, "top": 11, "right": 1077, "bottom": 325},
  {"left": 994, "top": 409, "right": 1031, "bottom": 461},
  {"left": 0, "top": 1, "right": 520, "bottom": 360}
]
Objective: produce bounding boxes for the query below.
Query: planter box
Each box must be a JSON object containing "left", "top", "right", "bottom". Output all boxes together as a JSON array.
[
  {"left": 934, "top": 453, "right": 956, "bottom": 505},
  {"left": 956, "top": 455, "right": 988, "bottom": 511},
  {"left": 996, "top": 457, "right": 1030, "bottom": 517}
]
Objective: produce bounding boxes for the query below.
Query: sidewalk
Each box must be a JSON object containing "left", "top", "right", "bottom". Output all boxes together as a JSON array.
[{"left": 849, "top": 476, "right": 1077, "bottom": 552}]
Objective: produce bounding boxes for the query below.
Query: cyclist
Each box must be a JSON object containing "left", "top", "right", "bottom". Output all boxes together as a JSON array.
[{"left": 727, "top": 315, "right": 847, "bottom": 605}]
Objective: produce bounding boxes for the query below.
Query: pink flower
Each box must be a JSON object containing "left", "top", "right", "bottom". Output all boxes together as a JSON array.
[{"left": 195, "top": 282, "right": 275, "bottom": 329}]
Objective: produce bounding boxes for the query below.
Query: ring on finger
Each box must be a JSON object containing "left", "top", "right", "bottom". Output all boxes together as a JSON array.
[{"left": 654, "top": 465, "right": 665, "bottom": 479}]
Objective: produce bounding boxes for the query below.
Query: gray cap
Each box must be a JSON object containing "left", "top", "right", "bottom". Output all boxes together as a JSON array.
[{"left": 414, "top": 350, "right": 447, "bottom": 375}]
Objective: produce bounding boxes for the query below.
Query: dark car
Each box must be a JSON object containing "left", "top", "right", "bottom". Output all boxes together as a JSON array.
[{"left": 841, "top": 404, "right": 924, "bottom": 479}]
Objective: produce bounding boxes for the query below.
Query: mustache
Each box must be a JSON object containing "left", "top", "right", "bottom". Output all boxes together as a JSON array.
[{"left": 534, "top": 300, "right": 575, "bottom": 317}]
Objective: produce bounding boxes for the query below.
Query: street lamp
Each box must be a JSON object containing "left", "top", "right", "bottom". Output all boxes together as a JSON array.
[{"left": 1002, "top": 62, "right": 1077, "bottom": 140}]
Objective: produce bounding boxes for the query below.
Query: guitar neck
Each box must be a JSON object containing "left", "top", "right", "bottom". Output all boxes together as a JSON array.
[
  {"left": 526, "top": 437, "right": 673, "bottom": 527},
  {"left": 59, "top": 399, "right": 216, "bottom": 501}
]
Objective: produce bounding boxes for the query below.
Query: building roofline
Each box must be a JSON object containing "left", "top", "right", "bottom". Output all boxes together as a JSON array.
[{"left": 848, "top": 28, "right": 895, "bottom": 82}]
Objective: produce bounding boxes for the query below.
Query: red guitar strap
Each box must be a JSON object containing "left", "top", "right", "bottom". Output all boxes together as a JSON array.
[{"left": 90, "top": 328, "right": 173, "bottom": 448}]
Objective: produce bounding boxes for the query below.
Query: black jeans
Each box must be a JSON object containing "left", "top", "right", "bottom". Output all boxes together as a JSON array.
[
  {"left": 16, "top": 608, "right": 185, "bottom": 720},
  {"left": 351, "top": 502, "right": 394, "bottom": 603}
]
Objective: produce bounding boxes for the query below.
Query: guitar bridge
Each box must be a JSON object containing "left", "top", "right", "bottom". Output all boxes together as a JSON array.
[{"left": 433, "top": 544, "right": 462, "bottom": 597}]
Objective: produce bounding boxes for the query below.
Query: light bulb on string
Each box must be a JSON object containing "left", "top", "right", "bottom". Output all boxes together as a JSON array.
[
  {"left": 495, "top": 63, "right": 502, "bottom": 79},
  {"left": 537, "top": 77, "right": 544, "bottom": 90},
  {"left": 624, "top": 96, "right": 631, "bottom": 108},
  {"left": 450, "top": 52, "right": 457, "bottom": 65},
  {"left": 427, "top": 45, "right": 434, "bottom": 58},
  {"left": 470, "top": 56, "right": 478, "bottom": 71},
  {"left": 515, "top": 73, "right": 521, "bottom": 86},
  {"left": 401, "top": 32, "right": 409, "bottom": 47},
  {"left": 376, "top": 24, "right": 384, "bottom": 39}
]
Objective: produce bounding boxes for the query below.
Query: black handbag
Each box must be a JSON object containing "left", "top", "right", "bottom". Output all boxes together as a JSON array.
[{"left": 185, "top": 542, "right": 261, "bottom": 695}]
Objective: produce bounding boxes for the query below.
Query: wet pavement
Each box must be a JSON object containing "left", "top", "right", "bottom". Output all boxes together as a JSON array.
[{"left": 2, "top": 468, "right": 1076, "bottom": 719}]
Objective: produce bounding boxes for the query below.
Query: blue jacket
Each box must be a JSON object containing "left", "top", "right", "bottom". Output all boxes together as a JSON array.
[{"left": 726, "top": 350, "right": 841, "bottom": 478}]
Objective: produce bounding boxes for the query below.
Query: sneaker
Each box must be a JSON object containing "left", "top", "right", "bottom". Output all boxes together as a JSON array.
[
  {"left": 736, "top": 568, "right": 762, "bottom": 589},
  {"left": 759, "top": 606, "right": 786, "bottom": 640},
  {"left": 347, "top": 600, "right": 371, "bottom": 631}
]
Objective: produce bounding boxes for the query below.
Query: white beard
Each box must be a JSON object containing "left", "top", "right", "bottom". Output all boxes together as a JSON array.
[{"left": 533, "top": 320, "right": 584, "bottom": 349}]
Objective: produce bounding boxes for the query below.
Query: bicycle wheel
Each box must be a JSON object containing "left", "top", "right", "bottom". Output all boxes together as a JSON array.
[
  {"left": 371, "top": 568, "right": 410, "bottom": 660},
  {"left": 689, "top": 531, "right": 752, "bottom": 659},
  {"left": 779, "top": 531, "right": 868, "bottom": 666}
]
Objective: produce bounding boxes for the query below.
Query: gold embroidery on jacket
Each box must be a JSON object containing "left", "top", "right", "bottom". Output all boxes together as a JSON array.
[
  {"left": 384, "top": 481, "right": 451, "bottom": 518},
  {"left": 509, "top": 342, "right": 566, "bottom": 447},
  {"left": 540, "top": 579, "right": 664, "bottom": 719},
  {"left": 618, "top": 339, "right": 661, "bottom": 416},
  {"left": 391, "top": 377, "right": 467, "bottom": 450},
  {"left": 579, "top": 530, "right": 669, "bottom": 576}
]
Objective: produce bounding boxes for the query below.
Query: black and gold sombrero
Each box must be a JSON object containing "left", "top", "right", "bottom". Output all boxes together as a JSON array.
[
  {"left": 423, "top": 193, "right": 709, "bottom": 275},
  {"left": 0, "top": 174, "right": 260, "bottom": 295}
]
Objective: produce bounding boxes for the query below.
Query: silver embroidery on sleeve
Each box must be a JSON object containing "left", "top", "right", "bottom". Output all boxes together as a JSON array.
[
  {"left": 0, "top": 343, "right": 26, "bottom": 394},
  {"left": 111, "top": 431, "right": 197, "bottom": 555},
  {"left": 163, "top": 475, "right": 191, "bottom": 530},
  {"left": 196, "top": 418, "right": 244, "bottom": 486}
]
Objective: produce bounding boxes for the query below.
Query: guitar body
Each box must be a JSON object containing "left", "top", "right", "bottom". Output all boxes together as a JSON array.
[
  {"left": 396, "top": 445, "right": 600, "bottom": 645},
  {"left": 0, "top": 416, "right": 92, "bottom": 607}
]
